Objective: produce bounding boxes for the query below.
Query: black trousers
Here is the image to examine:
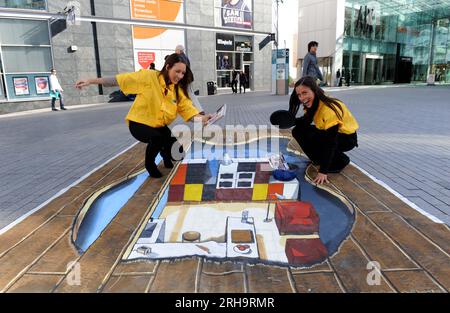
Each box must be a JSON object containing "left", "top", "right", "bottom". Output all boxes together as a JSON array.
[
  {"left": 239, "top": 82, "right": 246, "bottom": 93},
  {"left": 292, "top": 123, "right": 357, "bottom": 173},
  {"left": 231, "top": 80, "right": 238, "bottom": 93},
  {"left": 129, "top": 121, "right": 182, "bottom": 173},
  {"left": 51, "top": 91, "right": 65, "bottom": 109}
]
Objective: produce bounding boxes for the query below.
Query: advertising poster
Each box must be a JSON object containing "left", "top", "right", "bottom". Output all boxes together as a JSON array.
[
  {"left": 35, "top": 76, "right": 50, "bottom": 94},
  {"left": 13, "top": 77, "right": 30, "bottom": 96},
  {"left": 216, "top": 0, "right": 253, "bottom": 29},
  {"left": 130, "top": 0, "right": 185, "bottom": 71}
]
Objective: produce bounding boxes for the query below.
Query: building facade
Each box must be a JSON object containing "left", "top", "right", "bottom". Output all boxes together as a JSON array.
[
  {"left": 297, "top": 0, "right": 450, "bottom": 86},
  {"left": 0, "top": 0, "right": 272, "bottom": 113}
]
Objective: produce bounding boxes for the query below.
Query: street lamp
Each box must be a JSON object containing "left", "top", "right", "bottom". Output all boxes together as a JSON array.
[{"left": 274, "top": 0, "right": 284, "bottom": 49}]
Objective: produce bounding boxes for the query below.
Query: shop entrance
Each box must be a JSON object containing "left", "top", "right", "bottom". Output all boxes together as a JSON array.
[
  {"left": 364, "top": 55, "right": 383, "bottom": 85},
  {"left": 243, "top": 63, "right": 252, "bottom": 90}
]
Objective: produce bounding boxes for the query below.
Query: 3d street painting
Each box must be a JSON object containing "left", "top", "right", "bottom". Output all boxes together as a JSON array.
[
  {"left": 2, "top": 131, "right": 449, "bottom": 293},
  {"left": 73, "top": 136, "right": 355, "bottom": 268}
]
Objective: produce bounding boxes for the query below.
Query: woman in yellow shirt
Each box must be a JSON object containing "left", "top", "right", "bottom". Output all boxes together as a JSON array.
[
  {"left": 289, "top": 76, "right": 359, "bottom": 184},
  {"left": 75, "top": 53, "right": 211, "bottom": 178}
]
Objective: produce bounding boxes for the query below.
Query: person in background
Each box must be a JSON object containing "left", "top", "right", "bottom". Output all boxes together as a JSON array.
[
  {"left": 302, "top": 41, "right": 323, "bottom": 84},
  {"left": 336, "top": 69, "right": 341, "bottom": 87},
  {"left": 239, "top": 70, "right": 248, "bottom": 94},
  {"left": 75, "top": 53, "right": 212, "bottom": 178},
  {"left": 231, "top": 68, "right": 238, "bottom": 94},
  {"left": 150, "top": 63, "right": 156, "bottom": 70},
  {"left": 175, "top": 45, "right": 190, "bottom": 67},
  {"left": 49, "top": 69, "right": 66, "bottom": 111},
  {"left": 345, "top": 68, "right": 351, "bottom": 87},
  {"left": 289, "top": 76, "right": 359, "bottom": 184},
  {"left": 175, "top": 44, "right": 204, "bottom": 113}
]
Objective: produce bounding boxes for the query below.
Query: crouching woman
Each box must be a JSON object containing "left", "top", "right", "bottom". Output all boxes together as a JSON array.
[
  {"left": 290, "top": 76, "right": 359, "bottom": 184},
  {"left": 75, "top": 53, "right": 211, "bottom": 178}
]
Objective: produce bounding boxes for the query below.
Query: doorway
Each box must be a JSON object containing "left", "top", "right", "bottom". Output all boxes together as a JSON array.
[
  {"left": 364, "top": 56, "right": 383, "bottom": 85},
  {"left": 243, "top": 63, "right": 252, "bottom": 90}
]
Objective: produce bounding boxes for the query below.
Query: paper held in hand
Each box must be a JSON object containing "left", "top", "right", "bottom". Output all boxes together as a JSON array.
[
  {"left": 268, "top": 153, "right": 290, "bottom": 170},
  {"left": 205, "top": 104, "right": 226, "bottom": 126}
]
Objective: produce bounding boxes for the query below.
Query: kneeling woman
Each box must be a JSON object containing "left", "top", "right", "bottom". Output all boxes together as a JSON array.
[
  {"left": 289, "top": 76, "right": 359, "bottom": 184},
  {"left": 76, "top": 53, "right": 211, "bottom": 178}
]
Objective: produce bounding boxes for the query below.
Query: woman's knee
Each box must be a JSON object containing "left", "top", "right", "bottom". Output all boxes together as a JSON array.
[{"left": 292, "top": 125, "right": 310, "bottom": 145}]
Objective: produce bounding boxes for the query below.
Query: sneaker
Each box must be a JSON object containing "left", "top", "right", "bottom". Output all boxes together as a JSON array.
[
  {"left": 60, "top": 107, "right": 67, "bottom": 110},
  {"left": 52, "top": 108, "right": 58, "bottom": 111}
]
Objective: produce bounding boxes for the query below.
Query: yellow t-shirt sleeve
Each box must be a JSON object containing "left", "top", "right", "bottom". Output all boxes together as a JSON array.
[
  {"left": 177, "top": 88, "right": 199, "bottom": 122},
  {"left": 321, "top": 109, "right": 341, "bottom": 130},
  {"left": 116, "top": 70, "right": 149, "bottom": 95}
]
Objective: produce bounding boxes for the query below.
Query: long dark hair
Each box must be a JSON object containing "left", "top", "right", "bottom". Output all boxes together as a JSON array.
[
  {"left": 159, "top": 53, "right": 193, "bottom": 101},
  {"left": 290, "top": 76, "right": 344, "bottom": 120}
]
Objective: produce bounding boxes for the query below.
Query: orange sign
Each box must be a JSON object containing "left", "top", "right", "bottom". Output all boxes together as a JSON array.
[
  {"left": 131, "top": 0, "right": 182, "bottom": 39},
  {"left": 137, "top": 51, "right": 155, "bottom": 69}
]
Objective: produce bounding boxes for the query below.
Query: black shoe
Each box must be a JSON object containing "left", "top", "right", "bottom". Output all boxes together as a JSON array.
[
  {"left": 52, "top": 108, "right": 58, "bottom": 111},
  {"left": 328, "top": 156, "right": 350, "bottom": 173},
  {"left": 60, "top": 107, "right": 67, "bottom": 110},
  {"left": 146, "top": 163, "right": 162, "bottom": 178}
]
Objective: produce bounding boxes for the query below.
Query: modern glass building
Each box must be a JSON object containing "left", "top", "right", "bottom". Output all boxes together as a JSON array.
[{"left": 297, "top": 0, "right": 450, "bottom": 85}]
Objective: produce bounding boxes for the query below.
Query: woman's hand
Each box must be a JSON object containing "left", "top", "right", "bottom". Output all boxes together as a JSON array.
[
  {"left": 313, "top": 173, "right": 329, "bottom": 185},
  {"left": 201, "top": 114, "right": 212, "bottom": 126},
  {"left": 193, "top": 114, "right": 212, "bottom": 126},
  {"left": 75, "top": 79, "right": 91, "bottom": 90}
]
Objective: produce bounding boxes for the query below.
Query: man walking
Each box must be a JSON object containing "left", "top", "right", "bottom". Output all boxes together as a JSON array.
[
  {"left": 239, "top": 71, "right": 248, "bottom": 94},
  {"left": 302, "top": 41, "right": 323, "bottom": 83},
  {"left": 231, "top": 68, "right": 238, "bottom": 94},
  {"left": 49, "top": 68, "right": 66, "bottom": 111}
]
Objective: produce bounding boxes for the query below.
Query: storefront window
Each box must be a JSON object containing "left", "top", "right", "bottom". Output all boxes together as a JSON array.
[
  {"left": 0, "top": 18, "right": 52, "bottom": 100},
  {"left": 217, "top": 52, "right": 233, "bottom": 70},
  {"left": 217, "top": 70, "right": 231, "bottom": 88},
  {"left": 0, "top": 0, "right": 46, "bottom": 10},
  {"left": 216, "top": 33, "right": 253, "bottom": 89}
]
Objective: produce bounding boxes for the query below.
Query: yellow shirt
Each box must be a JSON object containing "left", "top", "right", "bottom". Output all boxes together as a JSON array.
[
  {"left": 116, "top": 69, "right": 199, "bottom": 128},
  {"left": 313, "top": 100, "right": 359, "bottom": 135}
]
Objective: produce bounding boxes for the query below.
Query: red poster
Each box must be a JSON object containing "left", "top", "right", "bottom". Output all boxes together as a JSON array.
[{"left": 137, "top": 51, "right": 155, "bottom": 69}]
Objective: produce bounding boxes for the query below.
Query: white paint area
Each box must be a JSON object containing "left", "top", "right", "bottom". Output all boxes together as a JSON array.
[{"left": 128, "top": 203, "right": 319, "bottom": 263}]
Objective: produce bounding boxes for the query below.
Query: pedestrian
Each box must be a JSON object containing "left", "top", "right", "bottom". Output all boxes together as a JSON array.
[
  {"left": 49, "top": 69, "right": 66, "bottom": 111},
  {"left": 239, "top": 70, "right": 247, "bottom": 94},
  {"left": 150, "top": 63, "right": 156, "bottom": 70},
  {"left": 302, "top": 41, "right": 323, "bottom": 84},
  {"left": 175, "top": 44, "right": 190, "bottom": 67},
  {"left": 75, "top": 53, "right": 212, "bottom": 178},
  {"left": 345, "top": 68, "right": 351, "bottom": 87},
  {"left": 231, "top": 68, "right": 238, "bottom": 94},
  {"left": 289, "top": 76, "right": 359, "bottom": 184},
  {"left": 336, "top": 69, "right": 341, "bottom": 87},
  {"left": 174, "top": 44, "right": 204, "bottom": 113}
]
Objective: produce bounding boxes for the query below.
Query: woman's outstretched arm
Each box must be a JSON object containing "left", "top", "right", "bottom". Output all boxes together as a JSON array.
[{"left": 75, "top": 77, "right": 118, "bottom": 89}]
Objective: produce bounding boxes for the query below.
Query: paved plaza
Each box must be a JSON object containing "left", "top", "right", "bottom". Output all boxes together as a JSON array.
[{"left": 1, "top": 85, "right": 450, "bottom": 230}]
